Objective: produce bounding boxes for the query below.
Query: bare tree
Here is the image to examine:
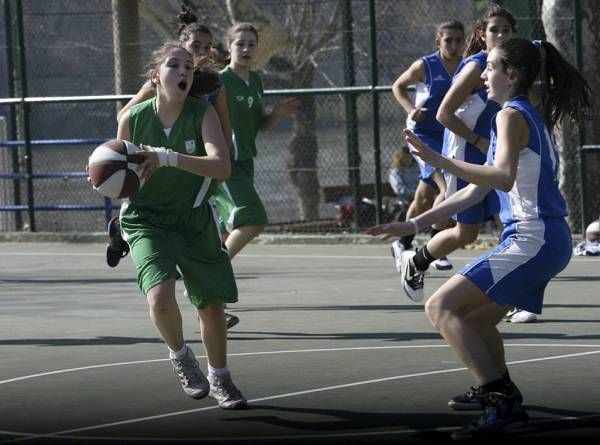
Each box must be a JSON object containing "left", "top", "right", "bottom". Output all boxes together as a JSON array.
[
  {"left": 112, "top": 0, "right": 141, "bottom": 95},
  {"left": 541, "top": 0, "right": 581, "bottom": 229},
  {"left": 580, "top": 1, "right": 600, "bottom": 224}
]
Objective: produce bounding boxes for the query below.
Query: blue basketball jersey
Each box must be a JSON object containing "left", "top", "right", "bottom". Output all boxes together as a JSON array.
[
  {"left": 408, "top": 51, "right": 453, "bottom": 135},
  {"left": 487, "top": 96, "right": 567, "bottom": 225}
]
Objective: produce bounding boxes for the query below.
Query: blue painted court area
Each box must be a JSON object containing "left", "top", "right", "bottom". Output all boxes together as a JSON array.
[{"left": 1, "top": 242, "right": 599, "bottom": 444}]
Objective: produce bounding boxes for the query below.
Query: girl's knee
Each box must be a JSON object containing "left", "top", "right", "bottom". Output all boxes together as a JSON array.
[
  {"left": 456, "top": 226, "right": 479, "bottom": 245},
  {"left": 197, "top": 303, "right": 224, "bottom": 320},
  {"left": 425, "top": 298, "right": 445, "bottom": 327}
]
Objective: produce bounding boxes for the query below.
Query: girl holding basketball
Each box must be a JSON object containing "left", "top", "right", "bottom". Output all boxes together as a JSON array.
[
  {"left": 115, "top": 42, "right": 246, "bottom": 410},
  {"left": 109, "top": 7, "right": 240, "bottom": 329},
  {"left": 368, "top": 37, "right": 591, "bottom": 437},
  {"left": 396, "top": 4, "right": 514, "bottom": 303}
]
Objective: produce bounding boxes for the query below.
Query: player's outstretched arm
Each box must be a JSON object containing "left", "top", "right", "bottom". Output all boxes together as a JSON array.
[
  {"left": 259, "top": 97, "right": 301, "bottom": 132},
  {"left": 365, "top": 183, "right": 488, "bottom": 239}
]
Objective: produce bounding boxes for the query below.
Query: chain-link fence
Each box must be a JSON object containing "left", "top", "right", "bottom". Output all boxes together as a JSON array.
[{"left": 1, "top": 0, "right": 597, "bottom": 234}]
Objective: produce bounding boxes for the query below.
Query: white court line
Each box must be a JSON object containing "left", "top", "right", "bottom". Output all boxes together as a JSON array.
[
  {"left": 2, "top": 348, "right": 600, "bottom": 443},
  {"left": 2, "top": 251, "right": 600, "bottom": 262},
  {"left": 2, "top": 343, "right": 600, "bottom": 386}
]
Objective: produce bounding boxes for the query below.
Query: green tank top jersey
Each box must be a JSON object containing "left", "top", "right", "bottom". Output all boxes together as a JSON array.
[
  {"left": 220, "top": 66, "right": 263, "bottom": 161},
  {"left": 127, "top": 96, "right": 214, "bottom": 212}
]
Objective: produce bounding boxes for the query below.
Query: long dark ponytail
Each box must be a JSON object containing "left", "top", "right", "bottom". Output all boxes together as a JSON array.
[{"left": 497, "top": 38, "right": 591, "bottom": 128}]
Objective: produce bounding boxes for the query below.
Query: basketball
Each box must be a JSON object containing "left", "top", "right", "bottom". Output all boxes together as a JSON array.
[{"left": 87, "top": 139, "right": 146, "bottom": 199}]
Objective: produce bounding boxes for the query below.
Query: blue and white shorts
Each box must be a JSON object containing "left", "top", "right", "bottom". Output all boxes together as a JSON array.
[{"left": 459, "top": 218, "right": 572, "bottom": 314}]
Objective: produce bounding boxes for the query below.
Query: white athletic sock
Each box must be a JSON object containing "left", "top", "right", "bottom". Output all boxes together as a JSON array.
[
  {"left": 168, "top": 344, "right": 188, "bottom": 360},
  {"left": 208, "top": 364, "right": 229, "bottom": 377}
]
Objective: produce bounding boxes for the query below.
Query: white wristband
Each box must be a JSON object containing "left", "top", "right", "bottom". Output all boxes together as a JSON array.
[
  {"left": 166, "top": 149, "right": 179, "bottom": 168},
  {"left": 143, "top": 145, "right": 178, "bottom": 167},
  {"left": 408, "top": 218, "right": 420, "bottom": 233}
]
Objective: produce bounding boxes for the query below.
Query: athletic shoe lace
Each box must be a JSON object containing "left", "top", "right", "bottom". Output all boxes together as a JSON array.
[{"left": 211, "top": 375, "right": 242, "bottom": 401}]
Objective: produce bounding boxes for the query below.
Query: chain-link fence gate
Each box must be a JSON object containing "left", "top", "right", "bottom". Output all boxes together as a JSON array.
[{"left": 1, "top": 0, "right": 597, "bottom": 234}]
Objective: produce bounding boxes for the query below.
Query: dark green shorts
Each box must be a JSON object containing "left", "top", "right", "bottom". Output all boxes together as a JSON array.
[
  {"left": 211, "top": 159, "right": 267, "bottom": 231},
  {"left": 120, "top": 202, "right": 238, "bottom": 309}
]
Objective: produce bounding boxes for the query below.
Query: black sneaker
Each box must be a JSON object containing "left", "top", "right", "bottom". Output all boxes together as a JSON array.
[
  {"left": 106, "top": 216, "right": 129, "bottom": 268},
  {"left": 448, "top": 385, "right": 487, "bottom": 411},
  {"left": 225, "top": 313, "right": 240, "bottom": 329},
  {"left": 451, "top": 391, "right": 529, "bottom": 439},
  {"left": 449, "top": 382, "right": 524, "bottom": 411},
  {"left": 400, "top": 250, "right": 425, "bottom": 302}
]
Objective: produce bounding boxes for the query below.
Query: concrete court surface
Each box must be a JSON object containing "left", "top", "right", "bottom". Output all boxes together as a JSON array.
[{"left": 0, "top": 242, "right": 599, "bottom": 444}]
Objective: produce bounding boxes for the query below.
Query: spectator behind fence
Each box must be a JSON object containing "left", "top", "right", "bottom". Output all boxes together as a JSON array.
[{"left": 388, "top": 145, "right": 420, "bottom": 207}]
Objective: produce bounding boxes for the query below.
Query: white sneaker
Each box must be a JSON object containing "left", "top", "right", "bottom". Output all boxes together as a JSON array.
[
  {"left": 390, "top": 240, "right": 405, "bottom": 273},
  {"left": 507, "top": 309, "right": 537, "bottom": 323},
  {"left": 431, "top": 257, "right": 453, "bottom": 271},
  {"left": 400, "top": 250, "right": 425, "bottom": 302}
]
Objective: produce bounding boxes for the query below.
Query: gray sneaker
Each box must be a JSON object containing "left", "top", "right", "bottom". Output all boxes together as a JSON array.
[
  {"left": 209, "top": 373, "right": 248, "bottom": 410},
  {"left": 171, "top": 347, "right": 209, "bottom": 399}
]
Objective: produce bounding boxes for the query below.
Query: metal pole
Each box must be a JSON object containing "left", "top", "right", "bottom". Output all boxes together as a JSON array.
[
  {"left": 4, "top": 0, "right": 23, "bottom": 229},
  {"left": 573, "top": 0, "right": 586, "bottom": 234},
  {"left": 341, "top": 0, "right": 361, "bottom": 228},
  {"left": 368, "top": 0, "right": 382, "bottom": 224},
  {"left": 15, "top": 0, "right": 35, "bottom": 231}
]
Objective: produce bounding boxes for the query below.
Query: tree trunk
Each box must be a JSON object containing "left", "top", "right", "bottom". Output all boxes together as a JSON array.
[
  {"left": 112, "top": 0, "right": 141, "bottom": 97},
  {"left": 287, "top": 62, "right": 321, "bottom": 220},
  {"left": 541, "top": 0, "right": 580, "bottom": 230},
  {"left": 580, "top": 0, "right": 600, "bottom": 225}
]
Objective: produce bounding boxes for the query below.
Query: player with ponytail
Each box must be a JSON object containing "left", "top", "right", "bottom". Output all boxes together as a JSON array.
[{"left": 367, "top": 37, "right": 591, "bottom": 437}]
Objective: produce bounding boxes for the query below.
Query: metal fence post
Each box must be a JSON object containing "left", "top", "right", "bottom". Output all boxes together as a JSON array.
[
  {"left": 368, "top": 0, "right": 382, "bottom": 225},
  {"left": 15, "top": 0, "right": 35, "bottom": 231},
  {"left": 4, "top": 0, "right": 23, "bottom": 230},
  {"left": 341, "top": 0, "right": 361, "bottom": 228}
]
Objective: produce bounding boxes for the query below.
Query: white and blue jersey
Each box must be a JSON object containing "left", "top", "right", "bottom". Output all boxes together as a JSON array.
[
  {"left": 460, "top": 96, "right": 571, "bottom": 314},
  {"left": 442, "top": 50, "right": 500, "bottom": 223},
  {"left": 406, "top": 51, "right": 453, "bottom": 185},
  {"left": 489, "top": 97, "right": 567, "bottom": 224}
]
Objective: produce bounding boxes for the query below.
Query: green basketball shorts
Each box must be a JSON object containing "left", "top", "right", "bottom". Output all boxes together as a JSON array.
[
  {"left": 210, "top": 159, "right": 267, "bottom": 231},
  {"left": 120, "top": 202, "right": 238, "bottom": 309}
]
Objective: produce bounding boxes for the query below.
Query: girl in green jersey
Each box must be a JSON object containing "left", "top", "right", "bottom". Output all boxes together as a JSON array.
[
  {"left": 115, "top": 43, "right": 246, "bottom": 410},
  {"left": 213, "top": 23, "right": 300, "bottom": 259}
]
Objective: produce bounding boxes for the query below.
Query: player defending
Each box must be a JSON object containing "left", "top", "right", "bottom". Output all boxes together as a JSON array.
[
  {"left": 368, "top": 38, "right": 591, "bottom": 437},
  {"left": 391, "top": 19, "right": 465, "bottom": 272},
  {"left": 398, "top": 4, "right": 516, "bottom": 303}
]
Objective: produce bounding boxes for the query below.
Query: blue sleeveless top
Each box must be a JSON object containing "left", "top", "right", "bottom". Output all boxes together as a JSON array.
[
  {"left": 487, "top": 96, "right": 567, "bottom": 224},
  {"left": 410, "top": 51, "right": 453, "bottom": 135}
]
